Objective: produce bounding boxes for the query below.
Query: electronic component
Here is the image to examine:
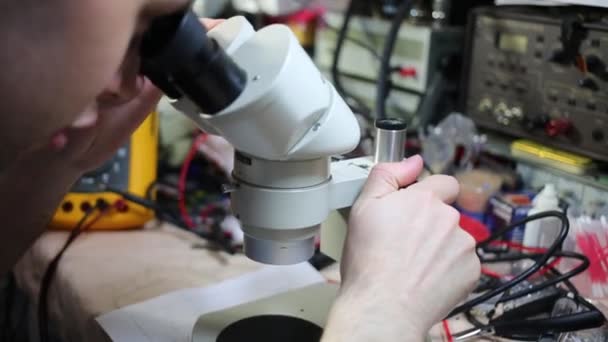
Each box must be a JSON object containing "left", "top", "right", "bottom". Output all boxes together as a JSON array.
[
  {"left": 511, "top": 139, "right": 594, "bottom": 175},
  {"left": 315, "top": 11, "right": 463, "bottom": 125},
  {"left": 50, "top": 114, "right": 158, "bottom": 230},
  {"left": 463, "top": 7, "right": 608, "bottom": 161},
  {"left": 487, "top": 192, "right": 533, "bottom": 243}
]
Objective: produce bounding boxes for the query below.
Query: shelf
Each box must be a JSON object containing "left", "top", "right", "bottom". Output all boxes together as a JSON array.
[{"left": 482, "top": 132, "right": 608, "bottom": 192}]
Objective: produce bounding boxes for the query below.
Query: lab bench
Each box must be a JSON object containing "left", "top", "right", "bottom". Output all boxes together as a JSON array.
[{"left": 6, "top": 222, "right": 607, "bottom": 341}]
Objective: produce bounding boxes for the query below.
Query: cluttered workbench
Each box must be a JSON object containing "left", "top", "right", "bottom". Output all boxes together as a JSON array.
[
  {"left": 9, "top": 223, "right": 437, "bottom": 341},
  {"left": 4, "top": 1, "right": 608, "bottom": 341},
  {"left": 12, "top": 222, "right": 551, "bottom": 342}
]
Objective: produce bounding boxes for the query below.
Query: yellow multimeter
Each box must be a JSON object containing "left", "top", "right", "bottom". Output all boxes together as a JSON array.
[{"left": 50, "top": 114, "right": 159, "bottom": 230}]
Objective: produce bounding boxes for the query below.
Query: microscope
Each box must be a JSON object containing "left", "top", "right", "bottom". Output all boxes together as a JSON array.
[{"left": 140, "top": 8, "right": 407, "bottom": 265}]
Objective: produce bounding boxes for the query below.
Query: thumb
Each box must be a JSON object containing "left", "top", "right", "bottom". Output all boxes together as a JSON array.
[
  {"left": 201, "top": 18, "right": 225, "bottom": 30},
  {"left": 359, "top": 155, "right": 423, "bottom": 199}
]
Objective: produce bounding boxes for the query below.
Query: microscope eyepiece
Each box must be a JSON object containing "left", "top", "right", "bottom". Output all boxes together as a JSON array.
[{"left": 140, "top": 9, "right": 247, "bottom": 114}]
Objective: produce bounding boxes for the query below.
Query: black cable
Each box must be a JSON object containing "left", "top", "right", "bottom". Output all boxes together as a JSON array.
[
  {"left": 100, "top": 185, "right": 160, "bottom": 211},
  {"left": 447, "top": 211, "right": 569, "bottom": 318},
  {"left": 38, "top": 204, "right": 106, "bottom": 342},
  {"left": 475, "top": 250, "right": 589, "bottom": 303},
  {"left": 461, "top": 290, "right": 604, "bottom": 340},
  {"left": 331, "top": 0, "right": 374, "bottom": 118},
  {"left": 471, "top": 250, "right": 598, "bottom": 323},
  {"left": 105, "top": 185, "right": 196, "bottom": 231},
  {"left": 324, "top": 24, "right": 380, "bottom": 60},
  {"left": 464, "top": 309, "right": 485, "bottom": 329},
  {"left": 104, "top": 184, "right": 192, "bottom": 229},
  {"left": 375, "top": 0, "right": 412, "bottom": 120},
  {"left": 478, "top": 211, "right": 566, "bottom": 249},
  {"left": 481, "top": 254, "right": 542, "bottom": 263},
  {"left": 498, "top": 334, "right": 543, "bottom": 341},
  {"left": 496, "top": 251, "right": 589, "bottom": 303},
  {"left": 549, "top": 268, "right": 579, "bottom": 296},
  {"left": 107, "top": 185, "right": 195, "bottom": 225},
  {"left": 104, "top": 185, "right": 240, "bottom": 254},
  {"left": 458, "top": 247, "right": 601, "bottom": 340},
  {"left": 145, "top": 181, "right": 158, "bottom": 201},
  {"left": 493, "top": 311, "right": 606, "bottom": 336}
]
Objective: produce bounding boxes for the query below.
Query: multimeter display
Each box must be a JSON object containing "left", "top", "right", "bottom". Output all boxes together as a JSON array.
[{"left": 497, "top": 33, "right": 528, "bottom": 54}]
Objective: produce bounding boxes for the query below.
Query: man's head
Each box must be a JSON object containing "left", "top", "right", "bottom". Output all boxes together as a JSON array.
[{"left": 0, "top": 0, "right": 189, "bottom": 164}]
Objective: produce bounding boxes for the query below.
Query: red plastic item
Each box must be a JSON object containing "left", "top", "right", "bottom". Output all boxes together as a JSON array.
[
  {"left": 398, "top": 67, "right": 418, "bottom": 79},
  {"left": 286, "top": 7, "right": 324, "bottom": 23},
  {"left": 442, "top": 320, "right": 453, "bottom": 342},
  {"left": 459, "top": 214, "right": 490, "bottom": 243},
  {"left": 545, "top": 118, "right": 572, "bottom": 137}
]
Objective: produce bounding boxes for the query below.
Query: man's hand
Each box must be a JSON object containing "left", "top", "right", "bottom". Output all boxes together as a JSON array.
[
  {"left": 51, "top": 18, "right": 225, "bottom": 174},
  {"left": 323, "top": 156, "right": 481, "bottom": 341}
]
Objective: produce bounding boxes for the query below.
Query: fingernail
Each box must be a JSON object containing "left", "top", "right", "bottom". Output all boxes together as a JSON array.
[
  {"left": 71, "top": 107, "right": 98, "bottom": 128},
  {"left": 403, "top": 155, "right": 422, "bottom": 163}
]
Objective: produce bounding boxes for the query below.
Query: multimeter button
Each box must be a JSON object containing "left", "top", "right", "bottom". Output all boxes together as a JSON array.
[
  {"left": 579, "top": 78, "right": 599, "bottom": 92},
  {"left": 586, "top": 55, "right": 603, "bottom": 69},
  {"left": 117, "top": 148, "right": 128, "bottom": 158},
  {"left": 80, "top": 202, "right": 92, "bottom": 212},
  {"left": 545, "top": 118, "right": 572, "bottom": 137},
  {"left": 96, "top": 199, "right": 109, "bottom": 208},
  {"left": 592, "top": 130, "right": 604, "bottom": 142},
  {"left": 117, "top": 202, "right": 129, "bottom": 213},
  {"left": 62, "top": 202, "right": 74, "bottom": 213}
]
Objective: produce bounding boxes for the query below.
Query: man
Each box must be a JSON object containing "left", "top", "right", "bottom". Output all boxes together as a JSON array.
[{"left": 0, "top": 1, "right": 480, "bottom": 340}]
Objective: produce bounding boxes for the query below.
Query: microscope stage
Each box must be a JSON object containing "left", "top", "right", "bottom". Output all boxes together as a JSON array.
[{"left": 192, "top": 283, "right": 338, "bottom": 342}]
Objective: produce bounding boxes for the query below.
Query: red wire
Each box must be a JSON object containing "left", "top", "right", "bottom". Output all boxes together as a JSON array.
[
  {"left": 442, "top": 320, "right": 453, "bottom": 342},
  {"left": 179, "top": 133, "right": 208, "bottom": 229},
  {"left": 482, "top": 268, "right": 506, "bottom": 279},
  {"left": 540, "top": 258, "right": 562, "bottom": 275}
]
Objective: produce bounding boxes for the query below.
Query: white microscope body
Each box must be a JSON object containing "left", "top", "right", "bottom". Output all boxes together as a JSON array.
[
  {"left": 136, "top": 10, "right": 407, "bottom": 341},
  {"left": 170, "top": 16, "right": 375, "bottom": 264},
  {"left": 165, "top": 15, "right": 405, "bottom": 265}
]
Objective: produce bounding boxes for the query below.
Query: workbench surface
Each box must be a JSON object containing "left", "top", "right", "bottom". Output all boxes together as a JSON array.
[{"left": 13, "top": 223, "right": 607, "bottom": 341}]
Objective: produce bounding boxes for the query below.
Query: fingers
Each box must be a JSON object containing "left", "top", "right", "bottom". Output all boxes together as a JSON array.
[
  {"left": 406, "top": 175, "right": 460, "bottom": 204},
  {"left": 96, "top": 79, "right": 161, "bottom": 152},
  {"left": 359, "top": 155, "right": 423, "bottom": 200},
  {"left": 201, "top": 18, "right": 225, "bottom": 30}
]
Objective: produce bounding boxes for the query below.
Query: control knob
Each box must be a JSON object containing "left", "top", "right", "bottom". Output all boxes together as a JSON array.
[{"left": 545, "top": 118, "right": 572, "bottom": 137}]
